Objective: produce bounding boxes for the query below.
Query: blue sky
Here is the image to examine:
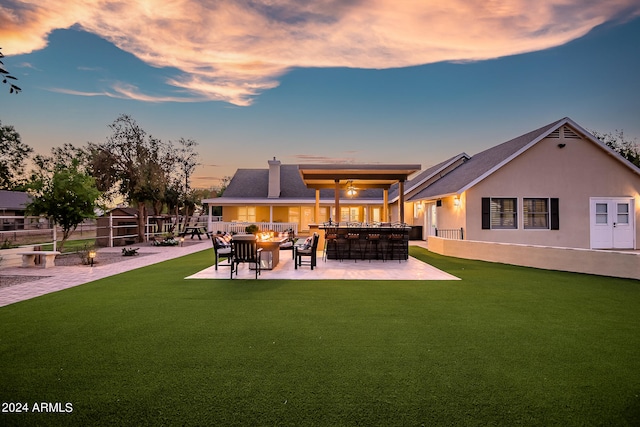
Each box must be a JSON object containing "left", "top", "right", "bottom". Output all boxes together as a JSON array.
[{"left": 1, "top": 2, "right": 639, "bottom": 188}]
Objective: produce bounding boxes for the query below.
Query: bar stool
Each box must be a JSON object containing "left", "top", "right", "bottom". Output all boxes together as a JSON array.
[
  {"left": 365, "top": 233, "right": 384, "bottom": 262},
  {"left": 323, "top": 224, "right": 341, "bottom": 262},
  {"left": 346, "top": 222, "right": 363, "bottom": 262},
  {"left": 387, "top": 233, "right": 407, "bottom": 262}
]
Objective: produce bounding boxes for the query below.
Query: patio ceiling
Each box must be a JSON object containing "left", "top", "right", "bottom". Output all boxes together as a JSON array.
[{"left": 298, "top": 164, "right": 421, "bottom": 189}]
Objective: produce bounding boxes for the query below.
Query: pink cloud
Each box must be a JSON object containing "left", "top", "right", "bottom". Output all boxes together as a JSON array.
[{"left": 2, "top": 0, "right": 639, "bottom": 105}]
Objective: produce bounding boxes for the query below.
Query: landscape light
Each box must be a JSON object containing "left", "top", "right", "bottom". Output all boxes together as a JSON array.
[{"left": 88, "top": 250, "right": 96, "bottom": 266}]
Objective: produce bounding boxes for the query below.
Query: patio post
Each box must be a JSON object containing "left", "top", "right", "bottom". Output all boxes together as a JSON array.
[
  {"left": 399, "top": 180, "right": 405, "bottom": 224},
  {"left": 334, "top": 180, "right": 340, "bottom": 223},
  {"left": 315, "top": 189, "right": 320, "bottom": 224},
  {"left": 208, "top": 204, "right": 212, "bottom": 233},
  {"left": 383, "top": 189, "right": 389, "bottom": 222}
]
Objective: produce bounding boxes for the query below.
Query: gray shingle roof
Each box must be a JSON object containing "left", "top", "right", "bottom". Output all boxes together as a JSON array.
[
  {"left": 409, "top": 118, "right": 566, "bottom": 201},
  {"left": 220, "top": 164, "right": 383, "bottom": 200},
  {"left": 0, "top": 190, "right": 31, "bottom": 210},
  {"left": 389, "top": 153, "right": 470, "bottom": 200}
]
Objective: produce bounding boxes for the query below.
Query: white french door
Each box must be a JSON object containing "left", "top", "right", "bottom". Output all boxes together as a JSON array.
[
  {"left": 426, "top": 203, "right": 437, "bottom": 237},
  {"left": 590, "top": 198, "right": 635, "bottom": 249}
]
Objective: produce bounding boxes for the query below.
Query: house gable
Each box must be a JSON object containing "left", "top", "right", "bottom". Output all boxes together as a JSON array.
[
  {"left": 409, "top": 117, "right": 640, "bottom": 202},
  {"left": 465, "top": 122, "right": 640, "bottom": 248}
]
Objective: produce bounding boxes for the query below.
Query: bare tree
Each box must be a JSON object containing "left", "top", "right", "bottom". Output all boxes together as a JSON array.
[
  {"left": 173, "top": 137, "right": 200, "bottom": 225},
  {"left": 89, "top": 114, "right": 174, "bottom": 242}
]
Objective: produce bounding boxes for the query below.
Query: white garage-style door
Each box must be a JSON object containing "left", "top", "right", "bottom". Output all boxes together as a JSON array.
[{"left": 590, "top": 197, "right": 635, "bottom": 249}]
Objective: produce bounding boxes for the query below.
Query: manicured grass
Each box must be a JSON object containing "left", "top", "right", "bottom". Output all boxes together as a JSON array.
[{"left": 1, "top": 247, "right": 639, "bottom": 426}]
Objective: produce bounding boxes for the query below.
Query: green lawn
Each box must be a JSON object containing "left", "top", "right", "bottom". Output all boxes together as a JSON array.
[{"left": 1, "top": 247, "right": 639, "bottom": 426}]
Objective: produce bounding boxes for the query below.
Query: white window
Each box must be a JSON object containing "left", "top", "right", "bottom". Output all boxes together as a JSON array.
[
  {"left": 372, "top": 207, "right": 382, "bottom": 223},
  {"left": 338, "top": 207, "right": 360, "bottom": 222},
  {"left": 491, "top": 198, "right": 517, "bottom": 229},
  {"left": 318, "top": 207, "right": 329, "bottom": 224},
  {"left": 288, "top": 207, "right": 300, "bottom": 224},
  {"left": 238, "top": 206, "right": 256, "bottom": 222},
  {"left": 523, "top": 198, "right": 549, "bottom": 229}
]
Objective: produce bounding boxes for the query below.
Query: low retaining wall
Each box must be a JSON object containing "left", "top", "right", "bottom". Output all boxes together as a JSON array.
[{"left": 427, "top": 237, "right": 640, "bottom": 281}]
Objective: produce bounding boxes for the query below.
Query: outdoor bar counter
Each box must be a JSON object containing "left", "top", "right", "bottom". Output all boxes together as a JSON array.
[{"left": 317, "top": 224, "right": 410, "bottom": 261}]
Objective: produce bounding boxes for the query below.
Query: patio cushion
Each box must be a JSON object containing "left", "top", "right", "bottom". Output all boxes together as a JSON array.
[
  {"left": 216, "top": 237, "right": 230, "bottom": 248},
  {"left": 300, "top": 236, "right": 313, "bottom": 249}
]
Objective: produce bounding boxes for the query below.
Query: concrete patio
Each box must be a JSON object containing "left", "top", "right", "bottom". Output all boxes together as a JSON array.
[
  {"left": 187, "top": 245, "right": 459, "bottom": 281},
  {"left": 0, "top": 241, "right": 458, "bottom": 307}
]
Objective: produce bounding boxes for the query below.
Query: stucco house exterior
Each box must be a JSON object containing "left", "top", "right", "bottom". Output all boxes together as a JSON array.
[
  {"left": 205, "top": 117, "right": 639, "bottom": 251},
  {"left": 409, "top": 117, "right": 640, "bottom": 250}
]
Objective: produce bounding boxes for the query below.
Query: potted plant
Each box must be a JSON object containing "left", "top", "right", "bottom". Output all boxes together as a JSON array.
[{"left": 245, "top": 224, "right": 260, "bottom": 234}]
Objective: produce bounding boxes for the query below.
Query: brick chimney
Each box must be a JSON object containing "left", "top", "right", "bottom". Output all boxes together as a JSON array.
[{"left": 268, "top": 157, "right": 281, "bottom": 198}]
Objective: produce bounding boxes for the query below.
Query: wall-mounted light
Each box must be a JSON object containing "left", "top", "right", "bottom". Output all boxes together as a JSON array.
[{"left": 453, "top": 196, "right": 461, "bottom": 207}]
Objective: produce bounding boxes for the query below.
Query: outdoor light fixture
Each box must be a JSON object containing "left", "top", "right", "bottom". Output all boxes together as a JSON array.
[
  {"left": 88, "top": 250, "right": 96, "bottom": 267},
  {"left": 346, "top": 181, "right": 358, "bottom": 197},
  {"left": 180, "top": 236, "right": 185, "bottom": 247},
  {"left": 453, "top": 196, "right": 461, "bottom": 207}
]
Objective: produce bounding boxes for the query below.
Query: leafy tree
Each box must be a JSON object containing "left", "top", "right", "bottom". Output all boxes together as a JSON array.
[
  {"left": 33, "top": 143, "right": 92, "bottom": 176},
  {"left": 26, "top": 162, "right": 102, "bottom": 251},
  {"left": 591, "top": 129, "right": 640, "bottom": 168},
  {"left": 89, "top": 114, "right": 174, "bottom": 241},
  {"left": 0, "top": 121, "right": 33, "bottom": 189},
  {"left": 0, "top": 47, "right": 21, "bottom": 94}
]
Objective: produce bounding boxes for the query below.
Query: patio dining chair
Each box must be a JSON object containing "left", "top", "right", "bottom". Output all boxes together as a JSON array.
[
  {"left": 212, "top": 234, "right": 232, "bottom": 270},
  {"left": 294, "top": 233, "right": 319, "bottom": 270},
  {"left": 230, "top": 234, "right": 263, "bottom": 279}
]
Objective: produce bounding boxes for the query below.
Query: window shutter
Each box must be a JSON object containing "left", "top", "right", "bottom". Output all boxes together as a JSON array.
[
  {"left": 550, "top": 198, "right": 559, "bottom": 230},
  {"left": 482, "top": 198, "right": 491, "bottom": 229}
]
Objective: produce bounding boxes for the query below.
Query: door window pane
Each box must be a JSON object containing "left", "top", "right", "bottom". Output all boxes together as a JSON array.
[
  {"left": 617, "top": 203, "right": 629, "bottom": 224},
  {"left": 595, "top": 203, "right": 608, "bottom": 224}
]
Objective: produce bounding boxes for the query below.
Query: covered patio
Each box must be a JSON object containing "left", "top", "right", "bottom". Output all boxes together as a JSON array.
[{"left": 297, "top": 163, "right": 421, "bottom": 224}]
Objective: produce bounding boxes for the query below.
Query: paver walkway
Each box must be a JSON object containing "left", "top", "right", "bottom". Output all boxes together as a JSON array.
[{"left": 0, "top": 241, "right": 211, "bottom": 307}]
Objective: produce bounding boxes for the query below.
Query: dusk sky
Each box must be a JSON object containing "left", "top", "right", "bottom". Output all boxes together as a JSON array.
[{"left": 1, "top": 1, "right": 640, "bottom": 188}]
